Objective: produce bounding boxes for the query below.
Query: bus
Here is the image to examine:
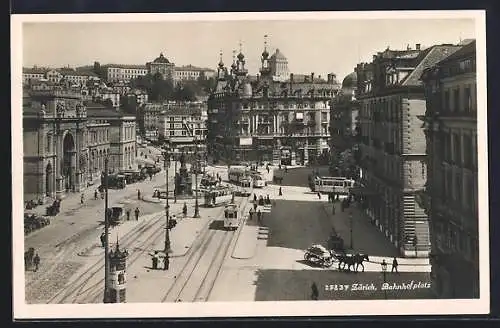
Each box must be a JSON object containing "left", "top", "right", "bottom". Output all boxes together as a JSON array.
[
  {"left": 203, "top": 185, "right": 233, "bottom": 207},
  {"left": 313, "top": 176, "right": 355, "bottom": 196},
  {"left": 223, "top": 203, "right": 239, "bottom": 231},
  {"left": 250, "top": 173, "right": 266, "bottom": 188},
  {"left": 228, "top": 167, "right": 252, "bottom": 186}
]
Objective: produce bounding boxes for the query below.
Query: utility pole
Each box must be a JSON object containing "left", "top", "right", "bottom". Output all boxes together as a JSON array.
[
  {"left": 193, "top": 136, "right": 200, "bottom": 218},
  {"left": 103, "top": 157, "right": 110, "bottom": 303},
  {"left": 164, "top": 147, "right": 171, "bottom": 253}
]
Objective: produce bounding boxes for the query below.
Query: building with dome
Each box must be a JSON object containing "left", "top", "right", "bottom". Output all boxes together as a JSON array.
[
  {"left": 207, "top": 39, "right": 341, "bottom": 165},
  {"left": 329, "top": 71, "right": 360, "bottom": 177},
  {"left": 146, "top": 52, "right": 175, "bottom": 82}
]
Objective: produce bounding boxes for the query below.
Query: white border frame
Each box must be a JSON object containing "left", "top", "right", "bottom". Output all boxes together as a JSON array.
[{"left": 12, "top": 10, "right": 489, "bottom": 319}]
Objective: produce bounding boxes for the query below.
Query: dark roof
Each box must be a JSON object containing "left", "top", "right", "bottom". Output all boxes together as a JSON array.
[
  {"left": 270, "top": 49, "right": 287, "bottom": 60},
  {"left": 152, "top": 53, "right": 170, "bottom": 64},
  {"left": 86, "top": 107, "right": 130, "bottom": 118},
  {"left": 165, "top": 107, "right": 202, "bottom": 116},
  {"left": 403, "top": 44, "right": 462, "bottom": 86},
  {"left": 435, "top": 40, "right": 476, "bottom": 65},
  {"left": 23, "top": 67, "right": 48, "bottom": 74},
  {"left": 342, "top": 72, "right": 357, "bottom": 89}
]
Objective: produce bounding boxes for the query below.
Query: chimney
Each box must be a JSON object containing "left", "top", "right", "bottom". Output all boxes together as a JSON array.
[
  {"left": 416, "top": 44, "right": 421, "bottom": 51},
  {"left": 311, "top": 72, "right": 315, "bottom": 81}
]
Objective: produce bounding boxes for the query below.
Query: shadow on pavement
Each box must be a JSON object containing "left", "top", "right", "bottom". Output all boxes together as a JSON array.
[
  {"left": 252, "top": 269, "right": 435, "bottom": 301},
  {"left": 209, "top": 220, "right": 226, "bottom": 231}
]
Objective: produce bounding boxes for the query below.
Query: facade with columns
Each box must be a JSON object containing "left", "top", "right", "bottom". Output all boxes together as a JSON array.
[
  {"left": 207, "top": 42, "right": 340, "bottom": 164},
  {"left": 420, "top": 40, "right": 478, "bottom": 298},
  {"left": 23, "top": 88, "right": 137, "bottom": 204},
  {"left": 355, "top": 43, "right": 463, "bottom": 257}
]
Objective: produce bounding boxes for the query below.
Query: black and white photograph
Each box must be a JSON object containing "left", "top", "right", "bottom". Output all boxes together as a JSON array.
[{"left": 11, "top": 11, "right": 489, "bottom": 318}]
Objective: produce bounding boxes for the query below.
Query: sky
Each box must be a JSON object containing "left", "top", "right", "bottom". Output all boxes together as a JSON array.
[{"left": 22, "top": 16, "right": 476, "bottom": 82}]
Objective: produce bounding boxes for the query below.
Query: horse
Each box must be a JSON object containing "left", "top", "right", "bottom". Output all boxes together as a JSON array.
[{"left": 335, "top": 253, "right": 370, "bottom": 272}]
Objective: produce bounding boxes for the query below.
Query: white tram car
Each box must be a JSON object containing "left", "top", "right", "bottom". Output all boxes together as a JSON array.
[
  {"left": 203, "top": 185, "right": 233, "bottom": 207},
  {"left": 251, "top": 173, "right": 266, "bottom": 188},
  {"left": 313, "top": 176, "right": 355, "bottom": 197},
  {"left": 223, "top": 203, "right": 239, "bottom": 231}
]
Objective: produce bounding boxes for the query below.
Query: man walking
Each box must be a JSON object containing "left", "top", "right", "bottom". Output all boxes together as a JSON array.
[
  {"left": 33, "top": 253, "right": 40, "bottom": 272},
  {"left": 279, "top": 186, "right": 283, "bottom": 196},
  {"left": 249, "top": 207, "right": 254, "bottom": 220},
  {"left": 137, "top": 189, "right": 141, "bottom": 200},
  {"left": 183, "top": 203, "right": 188, "bottom": 218},
  {"left": 80, "top": 193, "right": 85, "bottom": 204},
  {"left": 126, "top": 209, "right": 131, "bottom": 221},
  {"left": 134, "top": 207, "right": 140, "bottom": 221},
  {"left": 100, "top": 232, "right": 106, "bottom": 247},
  {"left": 311, "top": 282, "right": 319, "bottom": 300},
  {"left": 391, "top": 257, "right": 399, "bottom": 273},
  {"left": 94, "top": 190, "right": 98, "bottom": 200},
  {"left": 257, "top": 209, "right": 262, "bottom": 224}
]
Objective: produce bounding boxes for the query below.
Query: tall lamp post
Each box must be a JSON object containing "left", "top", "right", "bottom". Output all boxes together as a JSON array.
[
  {"left": 103, "top": 157, "right": 111, "bottom": 303},
  {"left": 162, "top": 146, "right": 171, "bottom": 253},
  {"left": 349, "top": 212, "right": 353, "bottom": 249},
  {"left": 381, "top": 259, "right": 388, "bottom": 300},
  {"left": 193, "top": 135, "right": 200, "bottom": 218}
]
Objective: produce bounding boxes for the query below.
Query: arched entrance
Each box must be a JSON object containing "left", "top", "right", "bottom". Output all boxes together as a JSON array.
[
  {"left": 63, "top": 133, "right": 75, "bottom": 191},
  {"left": 45, "top": 162, "right": 53, "bottom": 196}
]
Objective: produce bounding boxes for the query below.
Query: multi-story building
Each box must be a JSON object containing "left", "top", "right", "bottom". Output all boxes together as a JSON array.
[
  {"left": 146, "top": 53, "right": 175, "bottom": 82},
  {"left": 355, "top": 43, "right": 462, "bottom": 257},
  {"left": 23, "top": 67, "right": 100, "bottom": 85},
  {"left": 174, "top": 65, "right": 216, "bottom": 83},
  {"left": 329, "top": 71, "right": 360, "bottom": 177},
  {"left": 23, "top": 86, "right": 137, "bottom": 204},
  {"left": 207, "top": 44, "right": 340, "bottom": 164},
  {"left": 23, "top": 88, "right": 91, "bottom": 202},
  {"left": 420, "top": 40, "right": 478, "bottom": 298},
  {"left": 105, "top": 65, "right": 148, "bottom": 83},
  {"left": 99, "top": 88, "right": 121, "bottom": 109},
  {"left": 86, "top": 104, "right": 137, "bottom": 172},
  {"left": 143, "top": 102, "right": 165, "bottom": 135},
  {"left": 157, "top": 106, "right": 208, "bottom": 154}
]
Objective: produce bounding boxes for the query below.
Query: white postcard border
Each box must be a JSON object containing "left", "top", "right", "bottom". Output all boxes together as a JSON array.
[{"left": 12, "top": 10, "right": 489, "bottom": 319}]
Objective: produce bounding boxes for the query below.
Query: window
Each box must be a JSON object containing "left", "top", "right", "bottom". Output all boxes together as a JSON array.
[
  {"left": 464, "top": 86, "right": 472, "bottom": 112},
  {"left": 170, "top": 131, "right": 174, "bottom": 136},
  {"left": 453, "top": 88, "right": 460, "bottom": 112},
  {"left": 444, "top": 90, "right": 450, "bottom": 112}
]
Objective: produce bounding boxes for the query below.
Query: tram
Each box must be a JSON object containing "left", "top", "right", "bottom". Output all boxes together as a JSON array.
[
  {"left": 223, "top": 203, "right": 240, "bottom": 231},
  {"left": 203, "top": 185, "right": 233, "bottom": 207},
  {"left": 313, "top": 176, "right": 355, "bottom": 196},
  {"left": 228, "top": 167, "right": 253, "bottom": 186},
  {"left": 250, "top": 173, "right": 266, "bottom": 188}
]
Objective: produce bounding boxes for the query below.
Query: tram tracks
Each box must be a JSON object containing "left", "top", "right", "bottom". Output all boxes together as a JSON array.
[
  {"left": 46, "top": 212, "right": 169, "bottom": 304},
  {"left": 161, "top": 196, "right": 250, "bottom": 303}
]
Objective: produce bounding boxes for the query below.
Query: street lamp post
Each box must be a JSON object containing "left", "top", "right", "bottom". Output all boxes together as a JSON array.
[
  {"left": 193, "top": 136, "right": 200, "bottom": 218},
  {"left": 163, "top": 147, "right": 171, "bottom": 253},
  {"left": 103, "top": 157, "right": 111, "bottom": 303},
  {"left": 349, "top": 212, "right": 353, "bottom": 249},
  {"left": 174, "top": 157, "right": 177, "bottom": 204},
  {"left": 381, "top": 259, "right": 388, "bottom": 300}
]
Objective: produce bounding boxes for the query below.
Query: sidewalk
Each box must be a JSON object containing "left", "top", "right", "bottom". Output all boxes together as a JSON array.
[
  {"left": 231, "top": 198, "right": 265, "bottom": 260},
  {"left": 321, "top": 201, "right": 429, "bottom": 267}
]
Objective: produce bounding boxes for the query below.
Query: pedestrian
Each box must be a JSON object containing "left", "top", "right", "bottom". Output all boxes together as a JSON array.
[
  {"left": 285, "top": 166, "right": 288, "bottom": 173},
  {"left": 266, "top": 165, "right": 270, "bottom": 174},
  {"left": 101, "top": 191, "right": 104, "bottom": 199},
  {"left": 126, "top": 209, "right": 131, "bottom": 221},
  {"left": 317, "top": 192, "right": 321, "bottom": 200},
  {"left": 254, "top": 194, "right": 257, "bottom": 203},
  {"left": 279, "top": 186, "right": 283, "bottom": 196},
  {"left": 134, "top": 207, "right": 140, "bottom": 221},
  {"left": 80, "top": 193, "right": 84, "bottom": 204},
  {"left": 163, "top": 253, "right": 170, "bottom": 271},
  {"left": 182, "top": 203, "right": 188, "bottom": 218},
  {"left": 391, "top": 257, "right": 399, "bottom": 273},
  {"left": 94, "top": 190, "right": 98, "bottom": 200},
  {"left": 100, "top": 232, "right": 106, "bottom": 247},
  {"left": 149, "top": 173, "right": 153, "bottom": 181},
  {"left": 253, "top": 202, "right": 258, "bottom": 211},
  {"left": 311, "top": 282, "right": 319, "bottom": 300},
  {"left": 33, "top": 253, "right": 40, "bottom": 272},
  {"left": 249, "top": 207, "right": 254, "bottom": 220},
  {"left": 137, "top": 189, "right": 141, "bottom": 200},
  {"left": 279, "top": 164, "right": 282, "bottom": 170},
  {"left": 332, "top": 204, "right": 336, "bottom": 215},
  {"left": 257, "top": 209, "right": 262, "bottom": 223},
  {"left": 218, "top": 176, "right": 222, "bottom": 184},
  {"left": 152, "top": 251, "right": 159, "bottom": 270}
]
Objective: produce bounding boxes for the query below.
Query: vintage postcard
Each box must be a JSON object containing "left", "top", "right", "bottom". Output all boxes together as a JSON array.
[{"left": 12, "top": 10, "right": 489, "bottom": 319}]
